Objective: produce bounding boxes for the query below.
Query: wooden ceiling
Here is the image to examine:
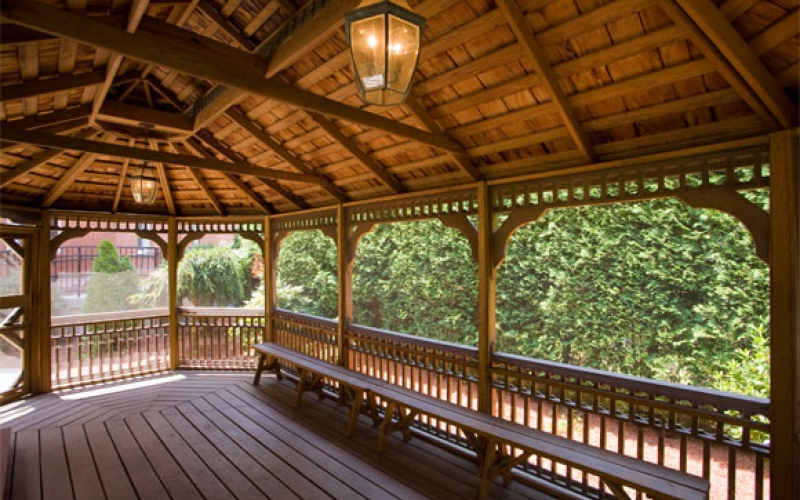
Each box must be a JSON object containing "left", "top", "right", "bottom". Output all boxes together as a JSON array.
[{"left": 0, "top": 0, "right": 797, "bottom": 216}]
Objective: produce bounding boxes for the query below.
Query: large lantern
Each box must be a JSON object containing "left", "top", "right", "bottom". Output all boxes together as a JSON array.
[
  {"left": 130, "top": 161, "right": 159, "bottom": 205},
  {"left": 345, "top": 0, "right": 425, "bottom": 106}
]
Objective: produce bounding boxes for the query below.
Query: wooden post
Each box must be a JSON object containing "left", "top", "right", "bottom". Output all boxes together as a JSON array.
[
  {"left": 168, "top": 218, "right": 179, "bottom": 370},
  {"left": 29, "top": 211, "right": 51, "bottom": 393},
  {"left": 337, "top": 204, "right": 352, "bottom": 368},
  {"left": 476, "top": 182, "right": 496, "bottom": 414},
  {"left": 769, "top": 129, "right": 799, "bottom": 499},
  {"left": 264, "top": 215, "right": 275, "bottom": 343}
]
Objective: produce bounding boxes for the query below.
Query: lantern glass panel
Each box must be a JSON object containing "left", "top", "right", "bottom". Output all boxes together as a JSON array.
[
  {"left": 386, "top": 14, "right": 420, "bottom": 96},
  {"left": 350, "top": 16, "right": 386, "bottom": 91}
]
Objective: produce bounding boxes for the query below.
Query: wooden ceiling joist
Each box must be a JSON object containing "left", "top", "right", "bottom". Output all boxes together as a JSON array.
[
  {"left": 193, "top": 131, "right": 310, "bottom": 210},
  {"left": 668, "top": 0, "right": 797, "bottom": 129},
  {"left": 497, "top": 0, "right": 594, "bottom": 162},
  {"left": 0, "top": 72, "right": 106, "bottom": 103},
  {"left": 225, "top": 109, "right": 349, "bottom": 203},
  {"left": 1, "top": 126, "right": 323, "bottom": 184},
  {"left": 0, "top": 128, "right": 96, "bottom": 188}
]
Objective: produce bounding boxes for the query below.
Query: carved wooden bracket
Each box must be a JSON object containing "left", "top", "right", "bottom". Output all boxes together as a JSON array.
[
  {"left": 346, "top": 222, "right": 377, "bottom": 267},
  {"left": 437, "top": 214, "right": 478, "bottom": 265},
  {"left": 177, "top": 233, "right": 205, "bottom": 260},
  {"left": 49, "top": 228, "right": 91, "bottom": 260},
  {"left": 491, "top": 205, "right": 548, "bottom": 268},
  {"left": 134, "top": 230, "right": 167, "bottom": 258},
  {"left": 1, "top": 238, "right": 24, "bottom": 259},
  {"left": 678, "top": 190, "right": 770, "bottom": 262}
]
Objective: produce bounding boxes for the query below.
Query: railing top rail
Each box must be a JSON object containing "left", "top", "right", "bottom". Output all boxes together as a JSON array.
[
  {"left": 349, "top": 323, "right": 479, "bottom": 358},
  {"left": 51, "top": 308, "right": 169, "bottom": 326},
  {"left": 178, "top": 307, "right": 265, "bottom": 317},
  {"left": 493, "top": 351, "right": 770, "bottom": 415},
  {"left": 273, "top": 308, "right": 337, "bottom": 327}
]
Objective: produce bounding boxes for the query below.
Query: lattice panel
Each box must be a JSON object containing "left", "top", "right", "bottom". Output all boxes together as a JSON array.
[
  {"left": 272, "top": 210, "right": 337, "bottom": 233},
  {"left": 176, "top": 217, "right": 263, "bottom": 234},
  {"left": 50, "top": 213, "right": 169, "bottom": 232},
  {"left": 492, "top": 147, "right": 770, "bottom": 212},
  {"left": 347, "top": 190, "right": 479, "bottom": 224}
]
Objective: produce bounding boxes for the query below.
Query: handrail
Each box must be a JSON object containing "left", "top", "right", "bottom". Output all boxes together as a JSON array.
[
  {"left": 349, "top": 323, "right": 479, "bottom": 357},
  {"left": 51, "top": 308, "right": 169, "bottom": 326}
]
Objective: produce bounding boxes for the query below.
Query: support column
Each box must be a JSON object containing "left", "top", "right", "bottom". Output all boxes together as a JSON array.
[
  {"left": 337, "top": 205, "right": 353, "bottom": 368},
  {"left": 168, "top": 219, "right": 179, "bottom": 370},
  {"left": 264, "top": 216, "right": 275, "bottom": 343},
  {"left": 769, "top": 129, "right": 799, "bottom": 499},
  {"left": 29, "top": 211, "right": 51, "bottom": 393},
  {"left": 476, "top": 182, "right": 496, "bottom": 414}
]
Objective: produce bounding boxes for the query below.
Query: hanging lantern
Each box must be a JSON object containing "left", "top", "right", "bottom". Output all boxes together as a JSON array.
[
  {"left": 130, "top": 162, "right": 158, "bottom": 205},
  {"left": 345, "top": 0, "right": 425, "bottom": 106}
]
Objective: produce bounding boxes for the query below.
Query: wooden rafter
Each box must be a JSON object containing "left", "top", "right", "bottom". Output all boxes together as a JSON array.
[
  {"left": 1, "top": 126, "right": 324, "bottom": 184},
  {"left": 193, "top": 131, "right": 310, "bottom": 210},
  {"left": 307, "top": 112, "right": 405, "bottom": 194},
  {"left": 183, "top": 138, "right": 275, "bottom": 214},
  {"left": 41, "top": 133, "right": 116, "bottom": 207},
  {"left": 0, "top": 2, "right": 462, "bottom": 152},
  {"left": 0, "top": 71, "right": 105, "bottom": 102},
  {"left": 165, "top": 142, "right": 225, "bottom": 216},
  {"left": 196, "top": 0, "right": 254, "bottom": 50},
  {"left": 226, "top": 109, "right": 349, "bottom": 203},
  {"left": 496, "top": 0, "right": 594, "bottom": 162},
  {"left": 668, "top": 0, "right": 796, "bottom": 128},
  {"left": 88, "top": 0, "right": 150, "bottom": 127},
  {"left": 111, "top": 139, "right": 134, "bottom": 213},
  {"left": 0, "top": 128, "right": 96, "bottom": 188},
  {"left": 149, "top": 141, "right": 176, "bottom": 215}
]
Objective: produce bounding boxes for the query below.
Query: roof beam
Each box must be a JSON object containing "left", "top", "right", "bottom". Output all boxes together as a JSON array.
[
  {"left": 1, "top": 126, "right": 324, "bottom": 184},
  {"left": 0, "top": 128, "right": 96, "bottom": 188},
  {"left": 97, "top": 100, "right": 194, "bottom": 139},
  {"left": 183, "top": 138, "right": 275, "bottom": 214},
  {"left": 40, "top": 132, "right": 118, "bottom": 207},
  {"left": 307, "top": 111, "right": 405, "bottom": 193},
  {"left": 226, "top": 109, "right": 349, "bottom": 202},
  {"left": 667, "top": 0, "right": 796, "bottom": 128},
  {"left": 497, "top": 0, "right": 595, "bottom": 162},
  {"left": 111, "top": 139, "right": 134, "bottom": 212},
  {"left": 194, "top": 131, "right": 309, "bottom": 210},
  {"left": 0, "top": 24, "right": 57, "bottom": 44},
  {"left": 164, "top": 142, "right": 225, "bottom": 215},
  {"left": 0, "top": 72, "right": 106, "bottom": 102},
  {"left": 0, "top": 2, "right": 461, "bottom": 152},
  {"left": 196, "top": 0, "right": 255, "bottom": 50}
]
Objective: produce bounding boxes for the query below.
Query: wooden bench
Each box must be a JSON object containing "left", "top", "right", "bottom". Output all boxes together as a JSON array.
[
  {"left": 253, "top": 343, "right": 709, "bottom": 500},
  {"left": 252, "top": 342, "right": 381, "bottom": 436},
  {"left": 371, "top": 381, "right": 710, "bottom": 500}
]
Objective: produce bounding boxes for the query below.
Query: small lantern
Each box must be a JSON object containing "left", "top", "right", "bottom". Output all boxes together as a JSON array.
[
  {"left": 345, "top": 0, "right": 425, "bottom": 106},
  {"left": 131, "top": 162, "right": 158, "bottom": 205}
]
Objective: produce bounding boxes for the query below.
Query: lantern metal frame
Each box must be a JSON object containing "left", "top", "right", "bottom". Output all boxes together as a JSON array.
[
  {"left": 130, "top": 123, "right": 159, "bottom": 205},
  {"left": 345, "top": 0, "right": 426, "bottom": 106}
]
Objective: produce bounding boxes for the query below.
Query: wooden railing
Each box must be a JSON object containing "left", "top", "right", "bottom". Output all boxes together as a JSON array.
[
  {"left": 49, "top": 308, "right": 771, "bottom": 499},
  {"left": 51, "top": 309, "right": 170, "bottom": 389},
  {"left": 177, "top": 307, "right": 265, "bottom": 370}
]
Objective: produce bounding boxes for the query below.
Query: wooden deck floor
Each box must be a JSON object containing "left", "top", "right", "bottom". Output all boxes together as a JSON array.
[{"left": 0, "top": 371, "right": 547, "bottom": 500}]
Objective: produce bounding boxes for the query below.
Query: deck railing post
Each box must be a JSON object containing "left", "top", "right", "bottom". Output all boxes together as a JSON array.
[
  {"left": 168, "top": 218, "right": 179, "bottom": 370},
  {"left": 477, "top": 182, "right": 496, "bottom": 414},
  {"left": 30, "top": 210, "right": 52, "bottom": 393},
  {"left": 264, "top": 215, "right": 275, "bottom": 344},
  {"left": 769, "top": 129, "right": 799, "bottom": 499},
  {"left": 337, "top": 204, "right": 352, "bottom": 368}
]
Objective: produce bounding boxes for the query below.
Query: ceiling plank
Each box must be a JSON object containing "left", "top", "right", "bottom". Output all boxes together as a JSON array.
[
  {"left": 0, "top": 2, "right": 463, "bottom": 151},
  {"left": 1, "top": 126, "right": 324, "bottom": 184},
  {"left": 226, "top": 108, "right": 349, "bottom": 202},
  {"left": 308, "top": 111, "right": 405, "bottom": 193},
  {"left": 0, "top": 72, "right": 106, "bottom": 102},
  {"left": 668, "top": 0, "right": 796, "bottom": 128},
  {"left": 748, "top": 8, "right": 799, "bottom": 56},
  {"left": 193, "top": 131, "right": 310, "bottom": 209},
  {"left": 0, "top": 128, "right": 97, "bottom": 188},
  {"left": 497, "top": 0, "right": 595, "bottom": 162},
  {"left": 41, "top": 152, "right": 98, "bottom": 207},
  {"left": 183, "top": 138, "right": 275, "bottom": 214}
]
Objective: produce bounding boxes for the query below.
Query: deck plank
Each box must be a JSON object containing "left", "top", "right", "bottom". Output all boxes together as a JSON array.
[
  {"left": 62, "top": 425, "right": 105, "bottom": 500},
  {"left": 1, "top": 370, "right": 556, "bottom": 500}
]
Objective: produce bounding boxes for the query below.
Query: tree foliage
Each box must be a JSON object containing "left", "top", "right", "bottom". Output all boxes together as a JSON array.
[
  {"left": 270, "top": 198, "right": 770, "bottom": 397},
  {"left": 84, "top": 240, "right": 139, "bottom": 314}
]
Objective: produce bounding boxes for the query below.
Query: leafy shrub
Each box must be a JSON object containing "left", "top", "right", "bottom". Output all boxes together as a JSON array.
[{"left": 83, "top": 240, "right": 139, "bottom": 313}]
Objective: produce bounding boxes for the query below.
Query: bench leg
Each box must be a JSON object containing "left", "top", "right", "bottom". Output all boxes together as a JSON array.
[
  {"left": 604, "top": 481, "right": 632, "bottom": 500},
  {"left": 478, "top": 439, "right": 497, "bottom": 500},
  {"left": 294, "top": 369, "right": 310, "bottom": 407},
  {"left": 377, "top": 401, "right": 397, "bottom": 452},
  {"left": 346, "top": 387, "right": 364, "bottom": 437},
  {"left": 253, "top": 353, "right": 266, "bottom": 385}
]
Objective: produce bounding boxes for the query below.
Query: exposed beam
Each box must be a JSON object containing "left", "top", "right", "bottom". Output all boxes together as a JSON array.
[
  {"left": 748, "top": 8, "right": 800, "bottom": 56},
  {"left": 0, "top": 24, "right": 57, "bottom": 44},
  {"left": 1, "top": 126, "right": 324, "bottom": 184},
  {"left": 41, "top": 134, "right": 114, "bottom": 207},
  {"left": 226, "top": 108, "right": 349, "bottom": 202},
  {"left": 0, "top": 3, "right": 461, "bottom": 152},
  {"left": 97, "top": 100, "right": 194, "bottom": 138},
  {"left": 194, "top": 131, "right": 309, "bottom": 209},
  {"left": 669, "top": 0, "right": 796, "bottom": 128},
  {"left": 404, "top": 96, "right": 482, "bottom": 182},
  {"left": 307, "top": 112, "right": 405, "bottom": 193},
  {"left": 0, "top": 128, "right": 96, "bottom": 188},
  {"left": 165, "top": 142, "right": 225, "bottom": 215},
  {"left": 0, "top": 72, "right": 106, "bottom": 102},
  {"left": 111, "top": 139, "right": 134, "bottom": 213},
  {"left": 497, "top": 0, "right": 595, "bottom": 162},
  {"left": 183, "top": 138, "right": 275, "bottom": 214}
]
